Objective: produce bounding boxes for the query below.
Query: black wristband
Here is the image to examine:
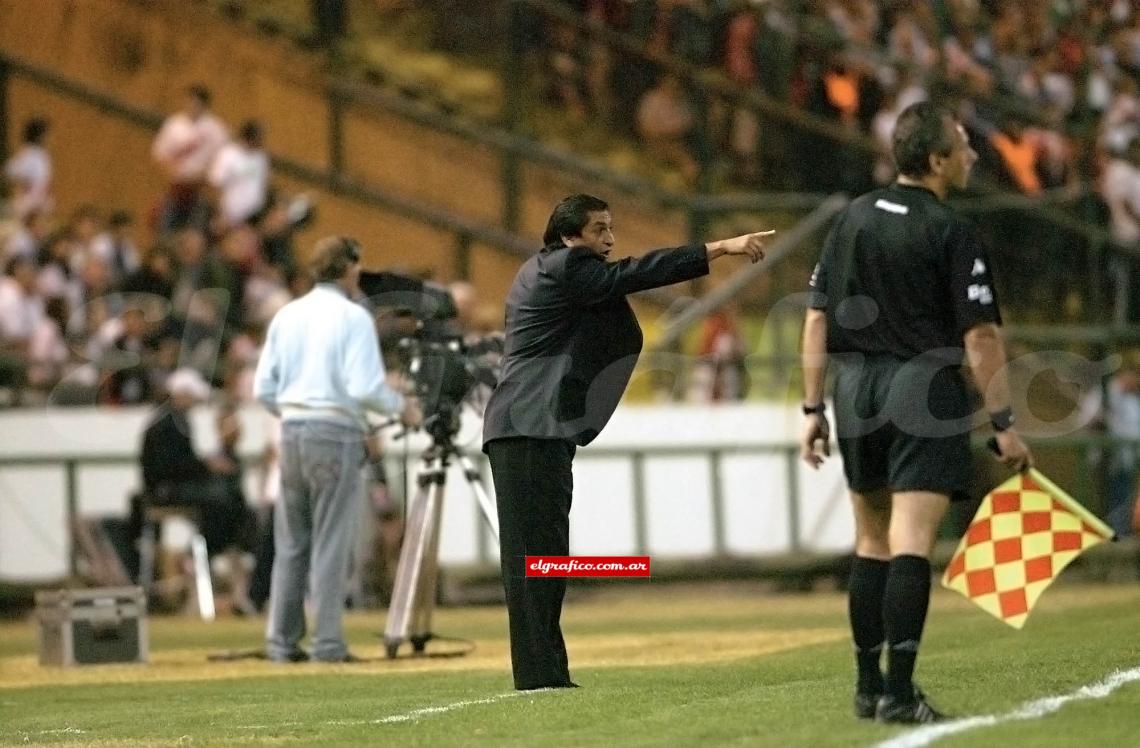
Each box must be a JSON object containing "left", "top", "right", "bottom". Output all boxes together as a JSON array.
[
  {"left": 990, "top": 407, "right": 1014, "bottom": 432},
  {"left": 803, "top": 402, "right": 826, "bottom": 416}
]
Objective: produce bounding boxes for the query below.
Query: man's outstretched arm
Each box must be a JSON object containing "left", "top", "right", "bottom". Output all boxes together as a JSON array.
[{"left": 566, "top": 231, "right": 772, "bottom": 305}]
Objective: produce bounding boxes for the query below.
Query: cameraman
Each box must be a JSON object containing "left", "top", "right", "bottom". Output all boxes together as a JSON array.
[
  {"left": 482, "top": 194, "right": 772, "bottom": 690},
  {"left": 253, "top": 236, "right": 421, "bottom": 663}
]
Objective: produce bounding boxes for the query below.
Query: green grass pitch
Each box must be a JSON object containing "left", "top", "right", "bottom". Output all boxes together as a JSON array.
[{"left": 2, "top": 583, "right": 1139, "bottom": 746}]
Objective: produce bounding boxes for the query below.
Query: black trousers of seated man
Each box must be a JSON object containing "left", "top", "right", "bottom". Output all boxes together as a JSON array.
[{"left": 487, "top": 437, "right": 576, "bottom": 690}]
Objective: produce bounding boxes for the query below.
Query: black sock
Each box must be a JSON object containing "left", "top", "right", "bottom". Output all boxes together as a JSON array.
[
  {"left": 848, "top": 556, "right": 889, "bottom": 694},
  {"left": 883, "top": 554, "right": 932, "bottom": 698}
]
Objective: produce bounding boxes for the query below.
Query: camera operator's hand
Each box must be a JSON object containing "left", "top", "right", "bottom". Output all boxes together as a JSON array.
[
  {"left": 705, "top": 230, "right": 774, "bottom": 264},
  {"left": 207, "top": 454, "right": 238, "bottom": 475},
  {"left": 365, "top": 432, "right": 384, "bottom": 464},
  {"left": 400, "top": 397, "right": 424, "bottom": 429}
]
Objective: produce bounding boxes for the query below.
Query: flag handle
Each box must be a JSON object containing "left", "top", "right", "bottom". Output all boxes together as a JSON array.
[{"left": 986, "top": 437, "right": 1116, "bottom": 541}]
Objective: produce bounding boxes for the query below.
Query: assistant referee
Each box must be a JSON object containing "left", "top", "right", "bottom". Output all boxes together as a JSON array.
[{"left": 799, "top": 101, "right": 1033, "bottom": 724}]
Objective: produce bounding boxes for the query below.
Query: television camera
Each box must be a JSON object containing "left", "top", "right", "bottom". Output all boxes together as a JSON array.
[
  {"left": 357, "top": 270, "right": 502, "bottom": 658},
  {"left": 358, "top": 270, "right": 501, "bottom": 446}
]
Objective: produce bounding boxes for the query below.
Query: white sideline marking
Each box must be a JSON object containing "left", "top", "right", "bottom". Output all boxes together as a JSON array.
[
  {"left": 237, "top": 690, "right": 540, "bottom": 730},
  {"left": 876, "top": 666, "right": 1140, "bottom": 748}
]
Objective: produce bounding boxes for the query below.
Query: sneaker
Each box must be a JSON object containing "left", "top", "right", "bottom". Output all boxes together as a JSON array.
[
  {"left": 268, "top": 649, "right": 309, "bottom": 663},
  {"left": 854, "top": 691, "right": 881, "bottom": 720},
  {"left": 875, "top": 686, "right": 948, "bottom": 724}
]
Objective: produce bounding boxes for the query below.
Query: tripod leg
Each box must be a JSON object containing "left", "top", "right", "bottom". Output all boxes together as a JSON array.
[
  {"left": 409, "top": 479, "right": 446, "bottom": 652},
  {"left": 382, "top": 462, "right": 439, "bottom": 658},
  {"left": 457, "top": 454, "right": 499, "bottom": 540}
]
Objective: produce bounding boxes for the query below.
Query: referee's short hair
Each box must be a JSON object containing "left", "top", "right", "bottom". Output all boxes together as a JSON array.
[
  {"left": 892, "top": 101, "right": 956, "bottom": 178},
  {"left": 310, "top": 236, "right": 361, "bottom": 282},
  {"left": 543, "top": 194, "right": 609, "bottom": 246}
]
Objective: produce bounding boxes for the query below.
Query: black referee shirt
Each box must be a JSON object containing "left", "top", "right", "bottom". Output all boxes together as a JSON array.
[{"left": 807, "top": 183, "right": 1002, "bottom": 360}]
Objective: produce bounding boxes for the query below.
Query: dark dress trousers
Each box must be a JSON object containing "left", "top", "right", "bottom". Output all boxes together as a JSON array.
[{"left": 483, "top": 242, "right": 709, "bottom": 689}]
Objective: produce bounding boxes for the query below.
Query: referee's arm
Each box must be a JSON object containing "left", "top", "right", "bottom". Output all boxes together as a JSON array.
[
  {"left": 963, "top": 322, "right": 1033, "bottom": 471},
  {"left": 800, "top": 307, "right": 830, "bottom": 469},
  {"left": 801, "top": 308, "right": 828, "bottom": 411}
]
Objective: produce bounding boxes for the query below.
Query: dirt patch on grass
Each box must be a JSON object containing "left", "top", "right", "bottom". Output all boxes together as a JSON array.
[{"left": 0, "top": 627, "right": 843, "bottom": 690}]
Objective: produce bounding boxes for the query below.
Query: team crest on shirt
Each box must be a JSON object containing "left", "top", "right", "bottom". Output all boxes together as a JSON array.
[
  {"left": 967, "top": 283, "right": 993, "bottom": 304},
  {"left": 971, "top": 258, "right": 986, "bottom": 276}
]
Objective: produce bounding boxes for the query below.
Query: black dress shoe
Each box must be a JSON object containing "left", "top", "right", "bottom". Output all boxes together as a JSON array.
[{"left": 517, "top": 681, "right": 579, "bottom": 690}]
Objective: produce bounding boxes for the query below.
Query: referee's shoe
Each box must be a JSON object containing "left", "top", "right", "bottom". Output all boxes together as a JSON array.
[{"left": 875, "top": 686, "right": 949, "bottom": 724}]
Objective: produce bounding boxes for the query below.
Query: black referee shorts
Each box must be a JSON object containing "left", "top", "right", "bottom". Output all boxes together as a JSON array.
[{"left": 833, "top": 353, "right": 973, "bottom": 501}]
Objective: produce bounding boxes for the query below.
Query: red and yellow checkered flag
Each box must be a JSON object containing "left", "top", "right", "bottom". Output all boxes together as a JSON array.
[{"left": 942, "top": 469, "right": 1115, "bottom": 629}]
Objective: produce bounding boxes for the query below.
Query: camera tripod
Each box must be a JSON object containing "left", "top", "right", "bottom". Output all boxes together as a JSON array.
[{"left": 382, "top": 419, "right": 499, "bottom": 658}]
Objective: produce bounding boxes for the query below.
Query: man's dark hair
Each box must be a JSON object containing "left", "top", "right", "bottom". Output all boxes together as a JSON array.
[
  {"left": 23, "top": 117, "right": 48, "bottom": 144},
  {"left": 310, "top": 235, "right": 361, "bottom": 282},
  {"left": 187, "top": 84, "right": 211, "bottom": 106},
  {"left": 542, "top": 194, "right": 609, "bottom": 246},
  {"left": 239, "top": 119, "right": 263, "bottom": 144},
  {"left": 892, "top": 101, "right": 956, "bottom": 178}
]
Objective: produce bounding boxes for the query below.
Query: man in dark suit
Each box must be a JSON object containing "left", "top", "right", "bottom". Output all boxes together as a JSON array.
[
  {"left": 483, "top": 193, "right": 772, "bottom": 690},
  {"left": 135, "top": 368, "right": 254, "bottom": 566}
]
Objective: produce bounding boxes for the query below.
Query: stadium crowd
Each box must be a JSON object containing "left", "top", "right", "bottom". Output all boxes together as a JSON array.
[
  {"left": 0, "top": 85, "right": 337, "bottom": 409},
  {"left": 532, "top": 0, "right": 1140, "bottom": 199}
]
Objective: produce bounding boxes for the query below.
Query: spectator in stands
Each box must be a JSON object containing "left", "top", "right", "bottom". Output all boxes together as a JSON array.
[
  {"left": 170, "top": 227, "right": 236, "bottom": 324},
  {"left": 258, "top": 192, "right": 307, "bottom": 271},
  {"left": 69, "top": 205, "right": 108, "bottom": 271},
  {"left": 103, "top": 305, "right": 157, "bottom": 406},
  {"left": 1099, "top": 75, "right": 1140, "bottom": 156},
  {"left": 34, "top": 232, "right": 83, "bottom": 322},
  {"left": 0, "top": 256, "right": 44, "bottom": 402},
  {"left": 26, "top": 295, "right": 70, "bottom": 396},
  {"left": 721, "top": 3, "right": 762, "bottom": 185},
  {"left": 5, "top": 117, "right": 53, "bottom": 220},
  {"left": 152, "top": 85, "right": 228, "bottom": 234},
  {"left": 4, "top": 208, "right": 52, "bottom": 262},
  {"left": 76, "top": 208, "right": 139, "bottom": 288},
  {"left": 103, "top": 210, "right": 141, "bottom": 286},
  {"left": 988, "top": 115, "right": 1043, "bottom": 196},
  {"left": 689, "top": 302, "right": 748, "bottom": 403},
  {"left": 137, "top": 367, "right": 254, "bottom": 568},
  {"left": 209, "top": 120, "right": 271, "bottom": 229},
  {"left": 871, "top": 75, "right": 927, "bottom": 184},
  {"left": 547, "top": 21, "right": 591, "bottom": 121},
  {"left": 1081, "top": 367, "right": 1140, "bottom": 537},
  {"left": 122, "top": 245, "right": 175, "bottom": 301},
  {"left": 1101, "top": 136, "right": 1140, "bottom": 253},
  {"left": 636, "top": 72, "right": 700, "bottom": 184}
]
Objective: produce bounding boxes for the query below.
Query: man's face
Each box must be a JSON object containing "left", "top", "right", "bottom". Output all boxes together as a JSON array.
[
  {"left": 940, "top": 121, "right": 978, "bottom": 191},
  {"left": 565, "top": 210, "right": 615, "bottom": 258}
]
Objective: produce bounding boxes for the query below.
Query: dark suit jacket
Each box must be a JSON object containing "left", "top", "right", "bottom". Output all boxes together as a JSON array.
[
  {"left": 140, "top": 408, "right": 211, "bottom": 490},
  {"left": 483, "top": 242, "right": 709, "bottom": 448}
]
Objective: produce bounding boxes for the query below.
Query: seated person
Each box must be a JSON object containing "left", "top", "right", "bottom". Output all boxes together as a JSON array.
[{"left": 132, "top": 368, "right": 255, "bottom": 580}]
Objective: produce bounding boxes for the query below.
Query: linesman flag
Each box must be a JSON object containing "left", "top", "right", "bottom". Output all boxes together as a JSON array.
[{"left": 942, "top": 469, "right": 1115, "bottom": 629}]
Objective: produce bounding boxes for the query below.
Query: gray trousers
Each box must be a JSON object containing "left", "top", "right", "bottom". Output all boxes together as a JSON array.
[{"left": 266, "top": 420, "right": 364, "bottom": 661}]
